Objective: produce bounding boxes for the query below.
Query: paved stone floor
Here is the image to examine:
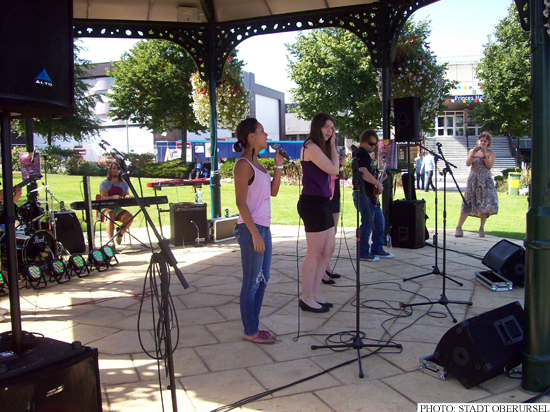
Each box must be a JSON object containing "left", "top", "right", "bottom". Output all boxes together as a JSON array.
[{"left": 1, "top": 225, "right": 547, "bottom": 411}]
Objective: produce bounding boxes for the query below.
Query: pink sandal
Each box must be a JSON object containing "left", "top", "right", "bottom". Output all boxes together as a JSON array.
[{"left": 243, "top": 330, "right": 276, "bottom": 344}]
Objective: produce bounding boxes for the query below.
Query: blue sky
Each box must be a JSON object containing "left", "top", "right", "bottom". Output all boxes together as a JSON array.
[{"left": 80, "top": 0, "right": 512, "bottom": 101}]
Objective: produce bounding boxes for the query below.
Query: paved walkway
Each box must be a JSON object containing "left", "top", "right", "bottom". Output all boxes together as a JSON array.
[{"left": 0, "top": 225, "right": 546, "bottom": 411}]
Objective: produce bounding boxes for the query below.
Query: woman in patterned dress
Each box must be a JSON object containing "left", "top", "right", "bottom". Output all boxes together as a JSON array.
[{"left": 455, "top": 131, "right": 499, "bottom": 238}]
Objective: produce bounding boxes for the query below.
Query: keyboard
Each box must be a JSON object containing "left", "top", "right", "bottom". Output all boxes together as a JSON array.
[{"left": 70, "top": 196, "right": 168, "bottom": 210}]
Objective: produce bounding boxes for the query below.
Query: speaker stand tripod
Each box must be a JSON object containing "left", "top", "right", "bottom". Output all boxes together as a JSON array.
[
  {"left": 312, "top": 152, "right": 401, "bottom": 377},
  {"left": 402, "top": 143, "right": 472, "bottom": 323}
]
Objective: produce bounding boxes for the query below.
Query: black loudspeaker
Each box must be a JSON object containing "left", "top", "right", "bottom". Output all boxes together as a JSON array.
[
  {"left": 0, "top": 0, "right": 74, "bottom": 118},
  {"left": 54, "top": 211, "right": 86, "bottom": 253},
  {"left": 482, "top": 239, "right": 525, "bottom": 288},
  {"left": 390, "top": 199, "right": 425, "bottom": 248},
  {"left": 170, "top": 203, "right": 208, "bottom": 245},
  {"left": 394, "top": 97, "right": 421, "bottom": 142},
  {"left": 0, "top": 336, "right": 102, "bottom": 411},
  {"left": 434, "top": 301, "right": 524, "bottom": 389}
]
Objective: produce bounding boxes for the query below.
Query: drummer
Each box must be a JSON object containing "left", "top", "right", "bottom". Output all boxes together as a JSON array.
[
  {"left": 99, "top": 163, "right": 134, "bottom": 248},
  {"left": 0, "top": 186, "right": 23, "bottom": 232}
]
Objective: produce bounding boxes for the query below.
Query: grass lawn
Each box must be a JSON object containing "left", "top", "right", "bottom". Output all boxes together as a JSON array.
[{"left": 7, "top": 173, "right": 529, "bottom": 240}]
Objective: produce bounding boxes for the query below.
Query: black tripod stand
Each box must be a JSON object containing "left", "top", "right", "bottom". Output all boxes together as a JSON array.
[
  {"left": 402, "top": 143, "right": 471, "bottom": 323},
  {"left": 312, "top": 152, "right": 401, "bottom": 378},
  {"left": 100, "top": 141, "right": 189, "bottom": 411}
]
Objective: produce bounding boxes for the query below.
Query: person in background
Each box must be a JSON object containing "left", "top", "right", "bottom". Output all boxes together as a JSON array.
[
  {"left": 455, "top": 131, "right": 498, "bottom": 237},
  {"left": 189, "top": 156, "right": 203, "bottom": 179},
  {"left": 99, "top": 163, "right": 134, "bottom": 249},
  {"left": 233, "top": 118, "right": 284, "bottom": 344},
  {"left": 352, "top": 130, "right": 393, "bottom": 261},
  {"left": 298, "top": 113, "right": 340, "bottom": 313},
  {"left": 201, "top": 158, "right": 212, "bottom": 178},
  {"left": 415, "top": 153, "right": 425, "bottom": 190},
  {"left": 421, "top": 152, "right": 436, "bottom": 192}
]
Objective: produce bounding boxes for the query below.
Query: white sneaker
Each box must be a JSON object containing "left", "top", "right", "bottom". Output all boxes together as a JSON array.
[{"left": 375, "top": 251, "right": 394, "bottom": 259}]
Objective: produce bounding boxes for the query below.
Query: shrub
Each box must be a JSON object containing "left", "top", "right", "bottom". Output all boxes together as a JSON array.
[{"left": 495, "top": 175, "right": 508, "bottom": 193}]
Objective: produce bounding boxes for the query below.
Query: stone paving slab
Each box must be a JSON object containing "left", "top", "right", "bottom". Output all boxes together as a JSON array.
[{"left": 0, "top": 226, "right": 538, "bottom": 411}]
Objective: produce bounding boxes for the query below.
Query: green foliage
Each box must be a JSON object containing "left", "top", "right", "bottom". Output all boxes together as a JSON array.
[
  {"left": 11, "top": 146, "right": 26, "bottom": 171},
  {"left": 136, "top": 158, "right": 193, "bottom": 179},
  {"left": 125, "top": 152, "right": 156, "bottom": 168},
  {"left": 107, "top": 40, "right": 205, "bottom": 135},
  {"left": 470, "top": 2, "right": 531, "bottom": 137},
  {"left": 391, "top": 20, "right": 455, "bottom": 133},
  {"left": 14, "top": 41, "right": 103, "bottom": 144},
  {"left": 287, "top": 20, "right": 451, "bottom": 139},
  {"left": 67, "top": 161, "right": 107, "bottom": 176},
  {"left": 494, "top": 175, "right": 508, "bottom": 193},
  {"left": 287, "top": 28, "right": 381, "bottom": 138},
  {"left": 41, "top": 145, "right": 84, "bottom": 174},
  {"left": 219, "top": 157, "right": 237, "bottom": 178},
  {"left": 191, "top": 51, "right": 249, "bottom": 130}
]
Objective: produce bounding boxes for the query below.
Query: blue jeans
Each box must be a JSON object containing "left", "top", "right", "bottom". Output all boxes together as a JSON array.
[
  {"left": 416, "top": 171, "right": 425, "bottom": 190},
  {"left": 234, "top": 223, "right": 272, "bottom": 336},
  {"left": 352, "top": 192, "right": 385, "bottom": 256}
]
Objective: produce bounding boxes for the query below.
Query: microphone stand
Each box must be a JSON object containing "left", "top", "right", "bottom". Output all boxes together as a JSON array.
[
  {"left": 312, "top": 149, "right": 401, "bottom": 378},
  {"left": 99, "top": 141, "right": 188, "bottom": 412},
  {"left": 402, "top": 143, "right": 472, "bottom": 323}
]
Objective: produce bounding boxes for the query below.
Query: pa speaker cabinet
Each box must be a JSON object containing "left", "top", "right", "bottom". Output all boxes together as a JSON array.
[
  {"left": 54, "top": 211, "right": 86, "bottom": 253},
  {"left": 209, "top": 215, "right": 239, "bottom": 242},
  {"left": 390, "top": 199, "right": 425, "bottom": 249},
  {"left": 170, "top": 203, "right": 208, "bottom": 245},
  {"left": 434, "top": 301, "right": 524, "bottom": 389},
  {"left": 482, "top": 239, "right": 525, "bottom": 287},
  {"left": 0, "top": 0, "right": 74, "bottom": 118},
  {"left": 0, "top": 336, "right": 101, "bottom": 411},
  {"left": 394, "top": 97, "right": 421, "bottom": 143}
]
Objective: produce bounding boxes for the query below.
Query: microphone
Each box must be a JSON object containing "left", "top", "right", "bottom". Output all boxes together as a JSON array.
[
  {"left": 436, "top": 142, "right": 442, "bottom": 147},
  {"left": 270, "top": 143, "right": 291, "bottom": 162}
]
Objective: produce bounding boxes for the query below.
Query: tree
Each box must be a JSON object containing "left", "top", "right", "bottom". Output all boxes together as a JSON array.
[
  {"left": 469, "top": 2, "right": 530, "bottom": 137},
  {"left": 287, "top": 20, "right": 452, "bottom": 138},
  {"left": 107, "top": 39, "right": 204, "bottom": 142},
  {"left": 390, "top": 20, "right": 455, "bottom": 133},
  {"left": 15, "top": 42, "right": 103, "bottom": 146},
  {"left": 107, "top": 40, "right": 248, "bottom": 161}
]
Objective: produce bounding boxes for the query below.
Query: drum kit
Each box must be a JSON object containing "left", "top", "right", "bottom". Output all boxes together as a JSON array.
[{"left": 1, "top": 182, "right": 82, "bottom": 288}]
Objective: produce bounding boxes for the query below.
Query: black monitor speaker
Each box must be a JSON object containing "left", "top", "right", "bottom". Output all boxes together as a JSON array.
[
  {"left": 394, "top": 97, "right": 421, "bottom": 143},
  {"left": 0, "top": 0, "right": 74, "bottom": 118},
  {"left": 170, "top": 203, "right": 208, "bottom": 245},
  {"left": 482, "top": 239, "right": 525, "bottom": 287},
  {"left": 434, "top": 301, "right": 524, "bottom": 389}
]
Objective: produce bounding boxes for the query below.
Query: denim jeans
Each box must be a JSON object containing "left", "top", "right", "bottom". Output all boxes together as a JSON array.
[
  {"left": 425, "top": 170, "right": 435, "bottom": 191},
  {"left": 352, "top": 192, "right": 385, "bottom": 256},
  {"left": 234, "top": 223, "right": 272, "bottom": 336},
  {"left": 416, "top": 171, "right": 425, "bottom": 190}
]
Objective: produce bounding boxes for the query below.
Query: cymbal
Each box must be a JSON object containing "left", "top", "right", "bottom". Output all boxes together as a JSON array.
[{"left": 30, "top": 183, "right": 57, "bottom": 193}]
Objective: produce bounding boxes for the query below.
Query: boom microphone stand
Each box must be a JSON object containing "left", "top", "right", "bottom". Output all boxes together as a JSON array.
[
  {"left": 402, "top": 143, "right": 472, "bottom": 323},
  {"left": 312, "top": 150, "right": 401, "bottom": 378},
  {"left": 99, "top": 141, "right": 188, "bottom": 411}
]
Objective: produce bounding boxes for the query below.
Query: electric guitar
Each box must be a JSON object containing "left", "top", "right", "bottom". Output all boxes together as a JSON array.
[
  {"left": 0, "top": 174, "right": 43, "bottom": 205},
  {"left": 373, "top": 159, "right": 387, "bottom": 205}
]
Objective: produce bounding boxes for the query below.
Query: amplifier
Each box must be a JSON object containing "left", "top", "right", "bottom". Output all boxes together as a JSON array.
[
  {"left": 54, "top": 210, "right": 86, "bottom": 253},
  {"left": 209, "top": 215, "right": 239, "bottom": 242},
  {"left": 170, "top": 203, "right": 208, "bottom": 246},
  {"left": 390, "top": 199, "right": 426, "bottom": 249}
]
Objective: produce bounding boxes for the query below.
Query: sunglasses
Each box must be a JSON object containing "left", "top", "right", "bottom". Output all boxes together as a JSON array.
[{"left": 367, "top": 142, "right": 377, "bottom": 146}]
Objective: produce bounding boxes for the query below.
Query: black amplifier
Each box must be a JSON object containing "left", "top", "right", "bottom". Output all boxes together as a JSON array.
[{"left": 170, "top": 203, "right": 208, "bottom": 246}]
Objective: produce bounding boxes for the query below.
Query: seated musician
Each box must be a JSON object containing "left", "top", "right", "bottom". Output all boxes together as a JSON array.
[
  {"left": 99, "top": 163, "right": 133, "bottom": 247},
  {"left": 0, "top": 186, "right": 23, "bottom": 232}
]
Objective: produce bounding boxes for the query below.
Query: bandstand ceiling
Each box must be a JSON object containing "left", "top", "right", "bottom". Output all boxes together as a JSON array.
[{"left": 73, "top": 0, "right": 383, "bottom": 23}]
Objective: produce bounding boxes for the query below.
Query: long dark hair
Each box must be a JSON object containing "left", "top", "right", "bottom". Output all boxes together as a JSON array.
[
  {"left": 304, "top": 113, "right": 334, "bottom": 158},
  {"left": 234, "top": 118, "right": 259, "bottom": 153}
]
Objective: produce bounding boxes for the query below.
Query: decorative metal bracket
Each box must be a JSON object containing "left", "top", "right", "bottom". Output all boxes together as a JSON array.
[{"left": 514, "top": 0, "right": 530, "bottom": 31}]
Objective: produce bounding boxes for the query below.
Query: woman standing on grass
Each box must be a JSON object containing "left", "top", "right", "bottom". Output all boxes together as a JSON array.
[
  {"left": 233, "top": 118, "right": 284, "bottom": 344},
  {"left": 297, "top": 113, "right": 340, "bottom": 313},
  {"left": 455, "top": 131, "right": 498, "bottom": 237}
]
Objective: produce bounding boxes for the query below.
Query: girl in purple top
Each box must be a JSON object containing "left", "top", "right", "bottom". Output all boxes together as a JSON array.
[
  {"left": 297, "top": 113, "right": 340, "bottom": 313},
  {"left": 233, "top": 118, "right": 284, "bottom": 344}
]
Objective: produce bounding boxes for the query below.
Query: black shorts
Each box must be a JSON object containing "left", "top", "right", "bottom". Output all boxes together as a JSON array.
[
  {"left": 297, "top": 194, "right": 334, "bottom": 233},
  {"left": 329, "top": 179, "right": 340, "bottom": 214}
]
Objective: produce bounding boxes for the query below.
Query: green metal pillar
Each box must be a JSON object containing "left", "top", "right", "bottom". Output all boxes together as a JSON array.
[
  {"left": 522, "top": 0, "right": 550, "bottom": 392},
  {"left": 208, "top": 23, "right": 221, "bottom": 219}
]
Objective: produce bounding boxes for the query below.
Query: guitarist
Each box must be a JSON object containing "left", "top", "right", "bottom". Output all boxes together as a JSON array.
[{"left": 352, "top": 130, "right": 394, "bottom": 261}]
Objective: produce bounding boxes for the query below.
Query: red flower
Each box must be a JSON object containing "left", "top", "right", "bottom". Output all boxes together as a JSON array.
[{"left": 411, "top": 35, "right": 418, "bottom": 39}]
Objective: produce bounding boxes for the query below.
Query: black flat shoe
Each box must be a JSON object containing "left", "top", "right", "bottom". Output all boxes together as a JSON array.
[
  {"left": 299, "top": 299, "right": 329, "bottom": 313},
  {"left": 326, "top": 270, "right": 341, "bottom": 279},
  {"left": 322, "top": 278, "right": 335, "bottom": 285},
  {"left": 317, "top": 301, "right": 334, "bottom": 308}
]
